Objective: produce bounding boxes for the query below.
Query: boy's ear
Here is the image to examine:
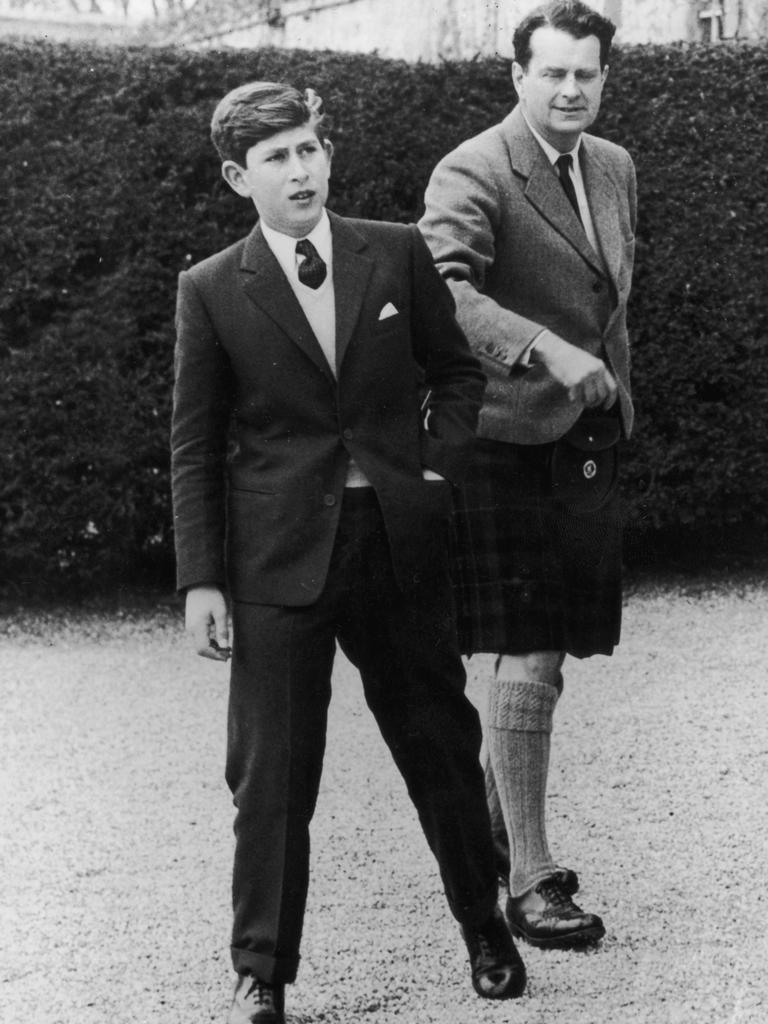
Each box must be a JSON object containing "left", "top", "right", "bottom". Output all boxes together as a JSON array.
[{"left": 221, "top": 160, "right": 250, "bottom": 197}]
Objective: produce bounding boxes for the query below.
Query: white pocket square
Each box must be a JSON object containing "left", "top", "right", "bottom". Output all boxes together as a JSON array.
[{"left": 378, "top": 302, "right": 399, "bottom": 320}]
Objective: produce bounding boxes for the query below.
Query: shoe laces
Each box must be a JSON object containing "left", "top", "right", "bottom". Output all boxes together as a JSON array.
[
  {"left": 475, "top": 930, "right": 494, "bottom": 961},
  {"left": 244, "top": 977, "right": 274, "bottom": 1005},
  {"left": 536, "top": 877, "right": 575, "bottom": 911},
  {"left": 469, "top": 916, "right": 504, "bottom": 965}
]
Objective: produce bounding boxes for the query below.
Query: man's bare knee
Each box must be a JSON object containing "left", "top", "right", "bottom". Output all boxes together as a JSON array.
[{"left": 496, "top": 651, "right": 564, "bottom": 687}]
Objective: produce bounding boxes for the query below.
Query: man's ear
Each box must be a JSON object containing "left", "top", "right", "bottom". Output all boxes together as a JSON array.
[
  {"left": 323, "top": 139, "right": 334, "bottom": 162},
  {"left": 601, "top": 64, "right": 610, "bottom": 86},
  {"left": 221, "top": 160, "right": 250, "bottom": 197},
  {"left": 511, "top": 61, "right": 524, "bottom": 97}
]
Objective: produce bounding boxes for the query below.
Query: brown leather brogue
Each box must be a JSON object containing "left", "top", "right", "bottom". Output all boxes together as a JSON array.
[
  {"left": 506, "top": 871, "right": 605, "bottom": 948},
  {"left": 228, "top": 974, "right": 285, "bottom": 1024}
]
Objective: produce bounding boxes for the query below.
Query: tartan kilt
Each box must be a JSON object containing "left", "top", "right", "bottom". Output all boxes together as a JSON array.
[{"left": 451, "top": 437, "right": 623, "bottom": 658}]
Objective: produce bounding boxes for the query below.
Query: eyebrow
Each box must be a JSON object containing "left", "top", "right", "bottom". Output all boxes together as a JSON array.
[
  {"left": 541, "top": 64, "right": 599, "bottom": 74},
  {"left": 263, "top": 138, "right": 317, "bottom": 156}
]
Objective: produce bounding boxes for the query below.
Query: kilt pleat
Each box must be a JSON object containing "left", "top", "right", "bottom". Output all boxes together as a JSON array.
[{"left": 451, "top": 438, "right": 622, "bottom": 658}]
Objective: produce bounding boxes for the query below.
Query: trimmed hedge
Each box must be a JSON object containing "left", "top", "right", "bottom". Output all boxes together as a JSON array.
[{"left": 1, "top": 40, "right": 767, "bottom": 593}]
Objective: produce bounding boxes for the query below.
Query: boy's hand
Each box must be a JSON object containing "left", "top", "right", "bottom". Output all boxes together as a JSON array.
[{"left": 185, "top": 585, "right": 231, "bottom": 661}]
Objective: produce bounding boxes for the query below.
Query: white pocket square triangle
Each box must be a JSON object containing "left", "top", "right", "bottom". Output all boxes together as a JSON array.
[{"left": 378, "top": 302, "right": 399, "bottom": 320}]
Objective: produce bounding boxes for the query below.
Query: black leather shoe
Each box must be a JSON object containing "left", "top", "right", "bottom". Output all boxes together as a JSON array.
[
  {"left": 506, "top": 872, "right": 605, "bottom": 948},
  {"left": 228, "top": 974, "right": 285, "bottom": 1024},
  {"left": 461, "top": 905, "right": 527, "bottom": 999}
]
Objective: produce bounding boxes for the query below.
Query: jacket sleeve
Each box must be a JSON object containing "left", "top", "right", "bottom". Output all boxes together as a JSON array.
[
  {"left": 407, "top": 225, "right": 486, "bottom": 485},
  {"left": 170, "top": 270, "right": 233, "bottom": 592},
  {"left": 418, "top": 143, "right": 544, "bottom": 371}
]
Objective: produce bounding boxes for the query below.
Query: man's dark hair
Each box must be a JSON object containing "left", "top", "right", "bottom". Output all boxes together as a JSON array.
[
  {"left": 513, "top": 1, "right": 616, "bottom": 69},
  {"left": 210, "top": 81, "right": 329, "bottom": 166}
]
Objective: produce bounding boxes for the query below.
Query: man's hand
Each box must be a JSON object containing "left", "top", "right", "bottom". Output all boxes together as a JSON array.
[
  {"left": 185, "top": 584, "right": 231, "bottom": 661},
  {"left": 531, "top": 330, "right": 617, "bottom": 410}
]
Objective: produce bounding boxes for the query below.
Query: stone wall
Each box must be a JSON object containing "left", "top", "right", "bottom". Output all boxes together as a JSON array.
[{"left": 176, "top": 0, "right": 768, "bottom": 56}]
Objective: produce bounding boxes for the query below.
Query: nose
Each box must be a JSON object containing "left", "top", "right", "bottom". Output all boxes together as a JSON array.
[
  {"left": 287, "top": 151, "right": 308, "bottom": 180},
  {"left": 560, "top": 72, "right": 580, "bottom": 97}
]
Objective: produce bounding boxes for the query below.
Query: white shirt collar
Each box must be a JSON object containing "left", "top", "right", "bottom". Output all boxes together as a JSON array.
[
  {"left": 260, "top": 209, "right": 332, "bottom": 270},
  {"left": 521, "top": 113, "right": 582, "bottom": 168}
]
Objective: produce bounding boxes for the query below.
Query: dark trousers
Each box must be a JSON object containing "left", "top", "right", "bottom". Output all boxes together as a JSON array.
[{"left": 226, "top": 488, "right": 497, "bottom": 983}]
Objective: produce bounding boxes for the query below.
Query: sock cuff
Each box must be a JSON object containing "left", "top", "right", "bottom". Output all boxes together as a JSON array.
[{"left": 487, "top": 678, "right": 558, "bottom": 732}]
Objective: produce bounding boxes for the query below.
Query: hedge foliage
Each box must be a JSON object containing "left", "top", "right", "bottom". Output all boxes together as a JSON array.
[{"left": 1, "top": 40, "right": 767, "bottom": 593}]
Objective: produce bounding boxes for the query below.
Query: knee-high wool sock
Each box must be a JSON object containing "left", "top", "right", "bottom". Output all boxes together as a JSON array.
[
  {"left": 484, "top": 751, "right": 510, "bottom": 881},
  {"left": 486, "top": 678, "right": 559, "bottom": 897}
]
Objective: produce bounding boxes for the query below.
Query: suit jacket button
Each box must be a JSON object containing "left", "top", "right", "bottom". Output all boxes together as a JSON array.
[
  {"left": 323, "top": 493, "right": 336, "bottom": 507},
  {"left": 342, "top": 428, "right": 353, "bottom": 440},
  {"left": 592, "top": 280, "right": 603, "bottom": 293}
]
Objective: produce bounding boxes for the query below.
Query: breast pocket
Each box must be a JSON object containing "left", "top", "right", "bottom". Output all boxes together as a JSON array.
[{"left": 371, "top": 312, "right": 403, "bottom": 337}]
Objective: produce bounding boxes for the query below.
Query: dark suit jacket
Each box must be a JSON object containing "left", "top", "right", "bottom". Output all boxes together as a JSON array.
[
  {"left": 419, "top": 106, "right": 637, "bottom": 445},
  {"left": 171, "top": 212, "right": 485, "bottom": 605}
]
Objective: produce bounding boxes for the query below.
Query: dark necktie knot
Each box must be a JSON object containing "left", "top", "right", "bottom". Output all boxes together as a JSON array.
[
  {"left": 295, "top": 238, "right": 327, "bottom": 289},
  {"left": 555, "top": 153, "right": 583, "bottom": 225}
]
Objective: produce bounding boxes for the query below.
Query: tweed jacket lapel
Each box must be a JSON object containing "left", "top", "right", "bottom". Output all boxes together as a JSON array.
[
  {"left": 327, "top": 211, "right": 374, "bottom": 372},
  {"left": 504, "top": 108, "right": 605, "bottom": 278},
  {"left": 580, "top": 135, "right": 623, "bottom": 290},
  {"left": 238, "top": 222, "right": 336, "bottom": 385}
]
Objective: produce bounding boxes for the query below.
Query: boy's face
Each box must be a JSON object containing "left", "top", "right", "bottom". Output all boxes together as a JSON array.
[{"left": 222, "top": 124, "right": 332, "bottom": 238}]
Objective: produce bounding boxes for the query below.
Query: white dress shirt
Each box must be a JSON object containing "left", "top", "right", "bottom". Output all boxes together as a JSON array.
[
  {"left": 261, "top": 211, "right": 337, "bottom": 373},
  {"left": 523, "top": 117, "right": 601, "bottom": 256},
  {"left": 261, "top": 211, "right": 370, "bottom": 488}
]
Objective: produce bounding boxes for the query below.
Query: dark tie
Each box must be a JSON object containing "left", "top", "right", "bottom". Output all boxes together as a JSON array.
[
  {"left": 295, "top": 238, "right": 327, "bottom": 289},
  {"left": 555, "top": 153, "right": 583, "bottom": 225}
]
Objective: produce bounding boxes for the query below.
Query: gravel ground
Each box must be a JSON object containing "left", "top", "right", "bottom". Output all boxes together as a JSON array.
[{"left": 1, "top": 578, "right": 767, "bottom": 1024}]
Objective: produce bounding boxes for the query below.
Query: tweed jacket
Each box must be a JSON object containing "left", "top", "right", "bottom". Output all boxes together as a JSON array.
[
  {"left": 419, "top": 105, "right": 637, "bottom": 445},
  {"left": 170, "top": 212, "right": 485, "bottom": 605}
]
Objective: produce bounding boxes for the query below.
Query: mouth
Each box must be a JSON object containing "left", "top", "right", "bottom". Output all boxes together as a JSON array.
[{"left": 290, "top": 189, "right": 315, "bottom": 201}]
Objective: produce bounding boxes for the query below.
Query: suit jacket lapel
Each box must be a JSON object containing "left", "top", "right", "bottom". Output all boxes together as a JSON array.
[
  {"left": 328, "top": 211, "right": 374, "bottom": 371},
  {"left": 504, "top": 108, "right": 605, "bottom": 277},
  {"left": 238, "top": 223, "right": 336, "bottom": 384},
  {"left": 581, "top": 137, "right": 623, "bottom": 289}
]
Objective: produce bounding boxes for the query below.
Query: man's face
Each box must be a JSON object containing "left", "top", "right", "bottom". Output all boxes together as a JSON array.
[
  {"left": 512, "top": 26, "right": 607, "bottom": 152},
  {"left": 222, "top": 124, "right": 332, "bottom": 238}
]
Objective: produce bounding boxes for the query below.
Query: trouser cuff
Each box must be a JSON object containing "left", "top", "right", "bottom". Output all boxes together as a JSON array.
[
  {"left": 231, "top": 948, "right": 299, "bottom": 985},
  {"left": 451, "top": 884, "right": 500, "bottom": 928}
]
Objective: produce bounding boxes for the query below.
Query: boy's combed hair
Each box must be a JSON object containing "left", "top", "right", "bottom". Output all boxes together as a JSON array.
[
  {"left": 210, "top": 81, "right": 328, "bottom": 165},
  {"left": 513, "top": 1, "right": 616, "bottom": 69}
]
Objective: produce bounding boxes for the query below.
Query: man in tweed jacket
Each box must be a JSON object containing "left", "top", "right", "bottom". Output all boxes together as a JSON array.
[{"left": 419, "top": 0, "right": 636, "bottom": 950}]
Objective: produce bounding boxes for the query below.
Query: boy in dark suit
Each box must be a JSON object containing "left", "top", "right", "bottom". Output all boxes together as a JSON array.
[{"left": 170, "top": 81, "right": 525, "bottom": 1023}]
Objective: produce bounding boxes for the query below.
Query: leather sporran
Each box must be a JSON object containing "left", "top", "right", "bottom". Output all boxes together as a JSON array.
[{"left": 549, "top": 415, "right": 621, "bottom": 514}]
